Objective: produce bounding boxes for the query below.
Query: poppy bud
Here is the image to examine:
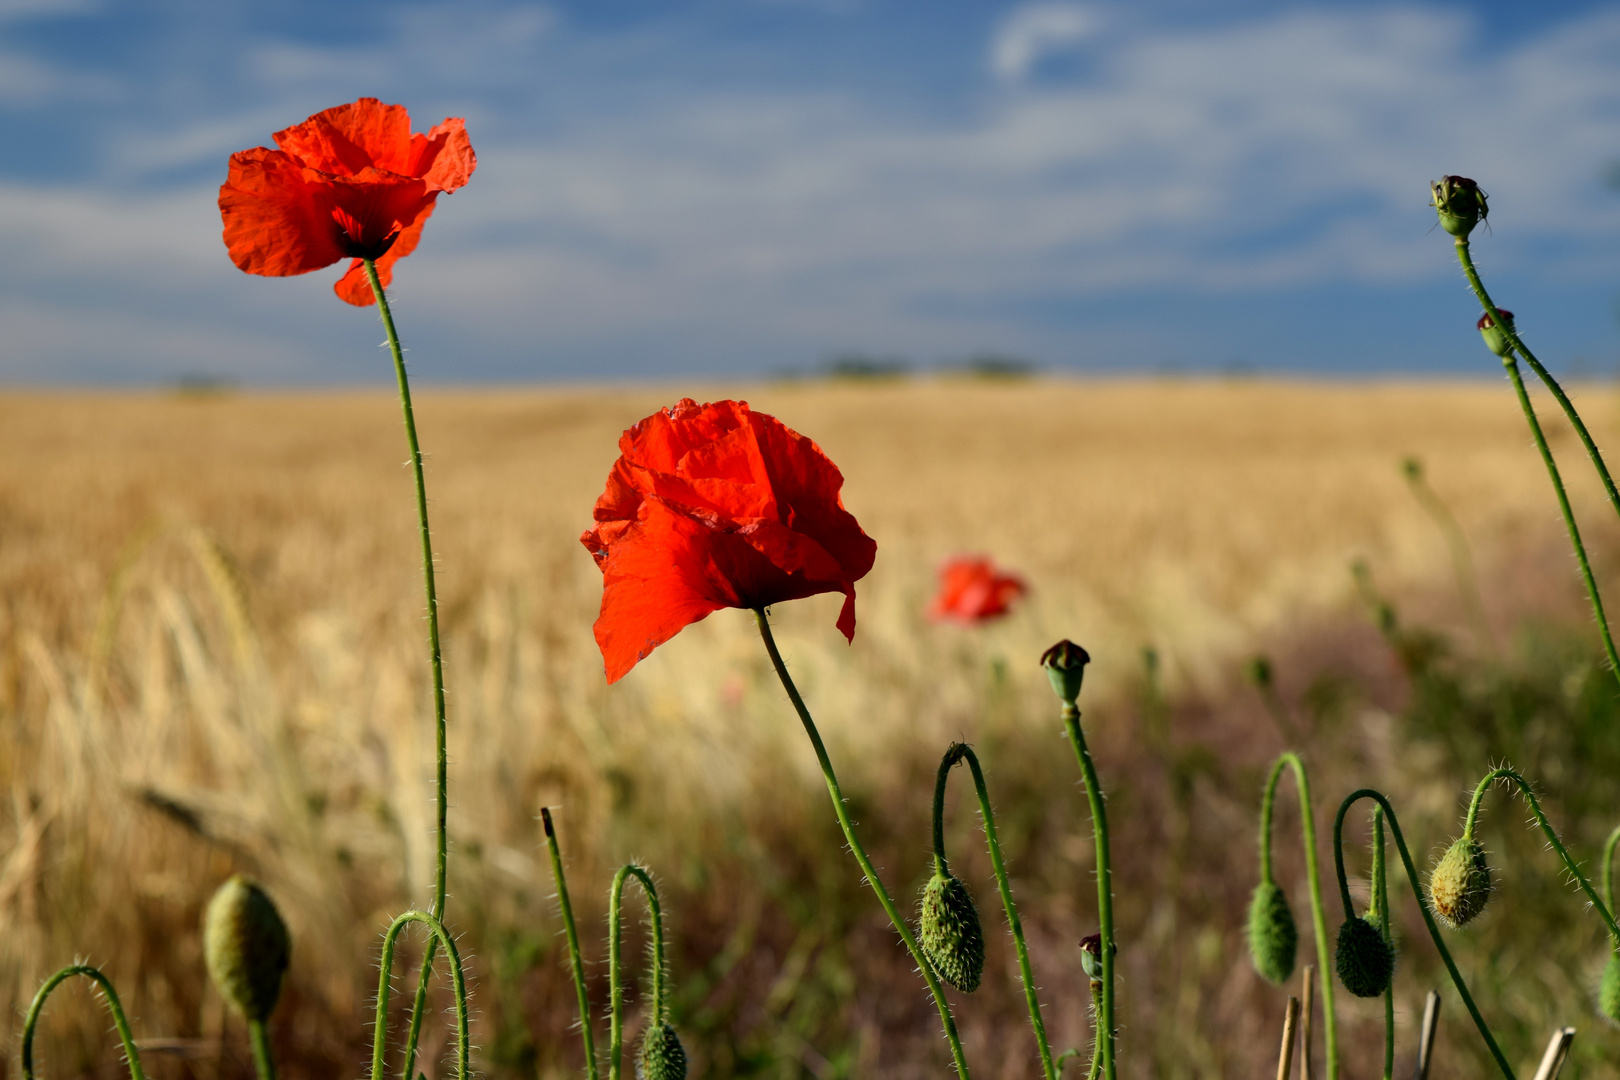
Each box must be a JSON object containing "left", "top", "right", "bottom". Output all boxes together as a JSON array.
[
  {"left": 1245, "top": 656, "right": 1273, "bottom": 691},
  {"left": 1078, "top": 931, "right": 1115, "bottom": 983},
  {"left": 1426, "top": 837, "right": 1493, "bottom": 928},
  {"left": 1335, "top": 915, "right": 1395, "bottom": 998},
  {"left": 1041, "top": 640, "right": 1091, "bottom": 705},
  {"left": 1431, "top": 175, "right": 1488, "bottom": 238},
  {"left": 919, "top": 871, "right": 985, "bottom": 992},
  {"left": 1477, "top": 310, "right": 1516, "bottom": 359},
  {"left": 204, "top": 875, "right": 291, "bottom": 1021},
  {"left": 637, "top": 1022, "right": 688, "bottom": 1080},
  {"left": 1247, "top": 880, "right": 1299, "bottom": 985},
  {"left": 1600, "top": 951, "right": 1620, "bottom": 1025}
]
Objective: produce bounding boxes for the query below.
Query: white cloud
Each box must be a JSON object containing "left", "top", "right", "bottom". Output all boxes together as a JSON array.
[{"left": 991, "top": 3, "right": 1102, "bottom": 81}]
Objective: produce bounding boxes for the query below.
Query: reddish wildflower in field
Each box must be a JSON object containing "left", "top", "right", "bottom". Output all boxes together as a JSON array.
[
  {"left": 219, "top": 97, "right": 476, "bottom": 305},
  {"left": 581, "top": 398, "right": 877, "bottom": 683},
  {"left": 927, "top": 555, "right": 1027, "bottom": 623}
]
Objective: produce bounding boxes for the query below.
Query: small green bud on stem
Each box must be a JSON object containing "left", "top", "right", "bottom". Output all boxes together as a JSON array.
[
  {"left": 1431, "top": 175, "right": 1488, "bottom": 238},
  {"left": 1078, "top": 931, "right": 1115, "bottom": 986},
  {"left": 204, "top": 875, "right": 291, "bottom": 1021},
  {"left": 1248, "top": 880, "right": 1299, "bottom": 985},
  {"left": 1041, "top": 640, "right": 1091, "bottom": 705},
  {"left": 1334, "top": 916, "right": 1394, "bottom": 998},
  {"left": 1428, "top": 837, "right": 1493, "bottom": 928},
  {"left": 637, "top": 1022, "right": 687, "bottom": 1080},
  {"left": 1477, "top": 310, "right": 1515, "bottom": 359},
  {"left": 920, "top": 872, "right": 986, "bottom": 992}
]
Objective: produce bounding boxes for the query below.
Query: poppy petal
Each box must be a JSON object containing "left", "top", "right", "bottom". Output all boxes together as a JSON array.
[
  {"left": 275, "top": 98, "right": 415, "bottom": 176},
  {"left": 410, "top": 118, "right": 477, "bottom": 193},
  {"left": 220, "top": 148, "right": 346, "bottom": 277},
  {"left": 331, "top": 198, "right": 437, "bottom": 306}
]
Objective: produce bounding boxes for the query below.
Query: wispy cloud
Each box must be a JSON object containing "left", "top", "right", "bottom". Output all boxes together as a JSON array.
[{"left": 990, "top": 3, "right": 1102, "bottom": 81}]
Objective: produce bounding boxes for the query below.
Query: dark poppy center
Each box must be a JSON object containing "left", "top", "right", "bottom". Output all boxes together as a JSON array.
[{"left": 331, "top": 207, "right": 401, "bottom": 260}]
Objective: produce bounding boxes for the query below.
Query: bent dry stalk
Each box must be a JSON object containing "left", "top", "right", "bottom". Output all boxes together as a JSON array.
[
  {"left": 23, "top": 966, "right": 146, "bottom": 1080},
  {"left": 1332, "top": 789, "right": 1515, "bottom": 1079},
  {"left": 753, "top": 608, "right": 972, "bottom": 1079},
  {"left": 1253, "top": 753, "right": 1339, "bottom": 1080},
  {"left": 932, "top": 741, "right": 1056, "bottom": 1080},
  {"left": 361, "top": 258, "right": 454, "bottom": 1080}
]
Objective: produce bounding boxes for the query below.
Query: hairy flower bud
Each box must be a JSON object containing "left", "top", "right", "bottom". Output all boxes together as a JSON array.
[
  {"left": 1247, "top": 881, "right": 1299, "bottom": 985},
  {"left": 1041, "top": 640, "right": 1091, "bottom": 705},
  {"left": 1427, "top": 837, "right": 1493, "bottom": 928},
  {"left": 919, "top": 871, "right": 985, "bottom": 992},
  {"left": 1599, "top": 952, "right": 1620, "bottom": 1026},
  {"left": 637, "top": 1022, "right": 688, "bottom": 1080},
  {"left": 204, "top": 875, "right": 291, "bottom": 1021},
  {"left": 1335, "top": 915, "right": 1395, "bottom": 998},
  {"left": 1078, "top": 931, "right": 1115, "bottom": 983},
  {"left": 1431, "top": 175, "right": 1488, "bottom": 238},
  {"left": 1477, "top": 310, "right": 1516, "bottom": 359}
]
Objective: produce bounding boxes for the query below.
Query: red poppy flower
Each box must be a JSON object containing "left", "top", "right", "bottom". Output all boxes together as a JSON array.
[
  {"left": 581, "top": 398, "right": 877, "bottom": 683},
  {"left": 219, "top": 97, "right": 476, "bottom": 306},
  {"left": 927, "top": 556, "right": 1027, "bottom": 623}
]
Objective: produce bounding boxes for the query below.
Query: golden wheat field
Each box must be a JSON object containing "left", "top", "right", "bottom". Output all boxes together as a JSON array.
[{"left": 4, "top": 377, "right": 1620, "bottom": 1080}]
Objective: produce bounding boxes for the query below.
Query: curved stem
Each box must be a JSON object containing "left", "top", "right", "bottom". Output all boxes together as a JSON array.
[
  {"left": 609, "top": 865, "right": 667, "bottom": 1080},
  {"left": 1602, "top": 824, "right": 1620, "bottom": 915},
  {"left": 1370, "top": 808, "right": 1393, "bottom": 1080},
  {"left": 1062, "top": 705, "right": 1116, "bottom": 1080},
  {"left": 754, "top": 609, "right": 971, "bottom": 1078},
  {"left": 1261, "top": 754, "right": 1338, "bottom": 1080},
  {"left": 938, "top": 742, "right": 1057, "bottom": 1080},
  {"left": 22, "top": 965, "right": 146, "bottom": 1080},
  {"left": 1333, "top": 790, "right": 1514, "bottom": 1079},
  {"left": 542, "top": 807, "right": 599, "bottom": 1080},
  {"left": 1451, "top": 240, "right": 1620, "bottom": 687},
  {"left": 248, "top": 1019, "right": 276, "bottom": 1080},
  {"left": 362, "top": 259, "right": 451, "bottom": 1080},
  {"left": 1462, "top": 768, "right": 1620, "bottom": 944},
  {"left": 369, "top": 911, "right": 470, "bottom": 1080}
]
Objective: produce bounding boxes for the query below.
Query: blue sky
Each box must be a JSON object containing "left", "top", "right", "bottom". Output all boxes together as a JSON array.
[{"left": 3, "top": 0, "right": 1620, "bottom": 383}]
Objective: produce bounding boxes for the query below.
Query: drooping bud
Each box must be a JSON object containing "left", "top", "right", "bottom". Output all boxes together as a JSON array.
[
  {"left": 1477, "top": 310, "right": 1516, "bottom": 359},
  {"left": 1427, "top": 837, "right": 1493, "bottom": 928},
  {"left": 1247, "top": 881, "right": 1299, "bottom": 985},
  {"left": 1599, "top": 951, "right": 1620, "bottom": 1025},
  {"left": 637, "top": 1022, "right": 688, "bottom": 1080},
  {"left": 919, "top": 872, "right": 986, "bottom": 992},
  {"left": 1335, "top": 915, "right": 1395, "bottom": 998},
  {"left": 1431, "top": 175, "right": 1488, "bottom": 238},
  {"left": 204, "top": 875, "right": 291, "bottom": 1021},
  {"left": 1041, "top": 640, "right": 1091, "bottom": 705}
]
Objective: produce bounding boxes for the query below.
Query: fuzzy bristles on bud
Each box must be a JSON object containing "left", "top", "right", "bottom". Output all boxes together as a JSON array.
[
  {"left": 1599, "top": 952, "right": 1620, "bottom": 1026},
  {"left": 1431, "top": 175, "right": 1488, "bottom": 238},
  {"left": 637, "top": 1022, "right": 687, "bottom": 1080},
  {"left": 204, "top": 875, "right": 290, "bottom": 1021},
  {"left": 1335, "top": 916, "right": 1395, "bottom": 998},
  {"left": 919, "top": 872, "right": 985, "bottom": 992},
  {"left": 1247, "top": 881, "right": 1299, "bottom": 985},
  {"left": 1428, "top": 837, "right": 1493, "bottom": 928}
]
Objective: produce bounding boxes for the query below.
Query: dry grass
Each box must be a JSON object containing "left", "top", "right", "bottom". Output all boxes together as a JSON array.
[{"left": 2, "top": 376, "right": 1618, "bottom": 1079}]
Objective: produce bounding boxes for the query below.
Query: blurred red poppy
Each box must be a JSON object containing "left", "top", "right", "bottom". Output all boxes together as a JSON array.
[
  {"left": 581, "top": 398, "right": 877, "bottom": 683},
  {"left": 219, "top": 97, "right": 476, "bottom": 306},
  {"left": 928, "top": 556, "right": 1027, "bottom": 623}
]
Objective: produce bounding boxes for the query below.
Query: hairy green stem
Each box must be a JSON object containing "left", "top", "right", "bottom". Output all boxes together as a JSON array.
[
  {"left": 755, "top": 609, "right": 971, "bottom": 1078},
  {"left": 1333, "top": 790, "right": 1514, "bottom": 1079},
  {"left": 934, "top": 742, "right": 1056, "bottom": 1080},
  {"left": 1462, "top": 768, "right": 1620, "bottom": 944},
  {"left": 1369, "top": 808, "right": 1393, "bottom": 1080},
  {"left": 543, "top": 807, "right": 600, "bottom": 1080},
  {"left": 361, "top": 259, "right": 452, "bottom": 1080},
  {"left": 1086, "top": 982, "right": 1104, "bottom": 1080},
  {"left": 248, "top": 1019, "right": 276, "bottom": 1080},
  {"left": 1062, "top": 704, "right": 1116, "bottom": 1080},
  {"left": 609, "top": 865, "right": 667, "bottom": 1080},
  {"left": 1258, "top": 754, "right": 1338, "bottom": 1080},
  {"left": 369, "top": 911, "right": 469, "bottom": 1080},
  {"left": 22, "top": 965, "right": 146, "bottom": 1080},
  {"left": 1451, "top": 240, "right": 1620, "bottom": 687},
  {"left": 1602, "top": 824, "right": 1620, "bottom": 915}
]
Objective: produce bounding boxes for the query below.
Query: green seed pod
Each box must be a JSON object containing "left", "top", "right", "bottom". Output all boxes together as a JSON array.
[
  {"left": 1431, "top": 175, "right": 1487, "bottom": 238},
  {"left": 204, "top": 875, "right": 291, "bottom": 1021},
  {"left": 1335, "top": 915, "right": 1395, "bottom": 999},
  {"left": 919, "top": 871, "right": 985, "bottom": 992},
  {"left": 637, "top": 1022, "right": 687, "bottom": 1080},
  {"left": 1428, "top": 837, "right": 1493, "bottom": 928},
  {"left": 1599, "top": 952, "right": 1620, "bottom": 1026},
  {"left": 1040, "top": 640, "right": 1091, "bottom": 705},
  {"left": 1476, "top": 311, "right": 1515, "bottom": 359},
  {"left": 1247, "top": 880, "right": 1299, "bottom": 985}
]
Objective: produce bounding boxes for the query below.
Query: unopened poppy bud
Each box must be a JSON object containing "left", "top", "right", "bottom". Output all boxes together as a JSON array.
[
  {"left": 1599, "top": 951, "right": 1620, "bottom": 1025},
  {"left": 1078, "top": 931, "right": 1115, "bottom": 982},
  {"left": 1431, "top": 175, "right": 1488, "bottom": 238},
  {"left": 1335, "top": 916, "right": 1395, "bottom": 998},
  {"left": 1247, "top": 881, "right": 1299, "bottom": 985},
  {"left": 637, "top": 1022, "right": 688, "bottom": 1080},
  {"left": 1041, "top": 640, "right": 1091, "bottom": 705},
  {"left": 1477, "top": 310, "right": 1515, "bottom": 359},
  {"left": 919, "top": 871, "right": 985, "bottom": 992},
  {"left": 1427, "top": 837, "right": 1493, "bottom": 928},
  {"left": 204, "top": 875, "right": 291, "bottom": 1021}
]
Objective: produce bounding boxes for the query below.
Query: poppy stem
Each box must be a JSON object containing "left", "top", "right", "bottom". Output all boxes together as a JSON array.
[
  {"left": 1260, "top": 754, "right": 1339, "bottom": 1080},
  {"left": 361, "top": 258, "right": 450, "bottom": 1080},
  {"left": 754, "top": 609, "right": 973, "bottom": 1079},
  {"left": 1061, "top": 704, "right": 1116, "bottom": 1080},
  {"left": 248, "top": 1019, "right": 276, "bottom": 1080},
  {"left": 369, "top": 911, "right": 470, "bottom": 1080},
  {"left": 542, "top": 808, "right": 600, "bottom": 1080},
  {"left": 609, "top": 865, "right": 667, "bottom": 1080},
  {"left": 1451, "top": 239, "right": 1620, "bottom": 690},
  {"left": 1370, "top": 808, "right": 1392, "bottom": 1080},
  {"left": 22, "top": 965, "right": 147, "bottom": 1080}
]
